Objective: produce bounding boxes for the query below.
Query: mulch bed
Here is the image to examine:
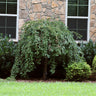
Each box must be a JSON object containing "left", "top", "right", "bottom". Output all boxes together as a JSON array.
[{"left": 16, "top": 79, "right": 96, "bottom": 83}]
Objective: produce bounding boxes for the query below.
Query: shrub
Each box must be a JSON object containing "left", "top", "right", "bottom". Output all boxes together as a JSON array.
[
  {"left": 66, "top": 61, "right": 92, "bottom": 81},
  {"left": 80, "top": 40, "right": 96, "bottom": 67},
  {"left": 11, "top": 19, "right": 83, "bottom": 79},
  {"left": 0, "top": 36, "right": 16, "bottom": 78},
  {"left": 92, "top": 55, "right": 96, "bottom": 73}
]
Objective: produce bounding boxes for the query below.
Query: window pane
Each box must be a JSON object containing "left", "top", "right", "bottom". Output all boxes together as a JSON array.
[
  {"left": 0, "top": 3, "right": 6, "bottom": 14},
  {"left": 72, "top": 30, "right": 87, "bottom": 40},
  {"left": 68, "top": 19, "right": 77, "bottom": 30},
  {"left": 71, "top": 29, "right": 78, "bottom": 40},
  {"left": 79, "top": 0, "right": 88, "bottom": 5},
  {"left": 77, "top": 30, "right": 87, "bottom": 40},
  {"left": 7, "top": 17, "right": 16, "bottom": 27},
  {"left": 68, "top": 0, "right": 77, "bottom": 4},
  {"left": 0, "top": 28, "right": 5, "bottom": 37},
  {"left": 6, "top": 28, "right": 16, "bottom": 38},
  {"left": 67, "top": 19, "right": 87, "bottom": 40},
  {"left": 0, "top": 16, "right": 16, "bottom": 39},
  {"left": 0, "top": 16, "right": 6, "bottom": 27},
  {"left": 67, "top": 0, "right": 89, "bottom": 41},
  {"left": 7, "top": 0, "right": 17, "bottom": 2},
  {"left": 78, "top": 19, "right": 87, "bottom": 29},
  {"left": 7, "top": 3, "right": 17, "bottom": 14},
  {"left": 78, "top": 6, "right": 88, "bottom": 16},
  {"left": 68, "top": 6, "right": 77, "bottom": 16},
  {"left": 0, "top": 0, "right": 6, "bottom": 2},
  {"left": 0, "top": 0, "right": 17, "bottom": 39}
]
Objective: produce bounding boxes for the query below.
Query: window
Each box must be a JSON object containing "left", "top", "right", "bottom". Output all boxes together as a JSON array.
[
  {"left": 66, "top": 0, "right": 90, "bottom": 41},
  {"left": 0, "top": 0, "right": 19, "bottom": 41}
]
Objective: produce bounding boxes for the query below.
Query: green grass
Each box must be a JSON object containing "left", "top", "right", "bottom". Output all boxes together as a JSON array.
[{"left": 0, "top": 79, "right": 96, "bottom": 96}]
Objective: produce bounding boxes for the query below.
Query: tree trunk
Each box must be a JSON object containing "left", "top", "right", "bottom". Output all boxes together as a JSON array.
[{"left": 43, "top": 58, "right": 47, "bottom": 80}]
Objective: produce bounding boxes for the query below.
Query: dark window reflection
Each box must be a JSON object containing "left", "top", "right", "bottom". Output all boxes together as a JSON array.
[
  {"left": 0, "top": 16, "right": 16, "bottom": 39},
  {"left": 79, "top": 0, "right": 88, "bottom": 5},
  {"left": 68, "top": 6, "right": 77, "bottom": 16},
  {"left": 7, "top": 3, "right": 17, "bottom": 14},
  {"left": 6, "top": 28, "right": 16, "bottom": 38},
  {"left": 68, "top": 0, "right": 77, "bottom": 4},
  {"left": 0, "top": 16, "right": 6, "bottom": 27},
  {"left": 68, "top": 19, "right": 87, "bottom": 40},
  {"left": 7, "top": 0, "right": 17, "bottom": 2},
  {"left": 7, "top": 17, "right": 16, "bottom": 27},
  {"left": 0, "top": 28, "right": 5, "bottom": 37},
  {"left": 78, "top": 6, "right": 88, "bottom": 16},
  {"left": 0, "top": 3, "right": 6, "bottom": 14},
  {"left": 0, "top": 0, "right": 6, "bottom": 2}
]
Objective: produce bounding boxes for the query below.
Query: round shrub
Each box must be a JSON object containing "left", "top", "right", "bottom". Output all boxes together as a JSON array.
[
  {"left": 11, "top": 19, "right": 83, "bottom": 79},
  {"left": 0, "top": 36, "right": 16, "bottom": 78},
  {"left": 66, "top": 62, "right": 92, "bottom": 81},
  {"left": 92, "top": 55, "right": 96, "bottom": 73}
]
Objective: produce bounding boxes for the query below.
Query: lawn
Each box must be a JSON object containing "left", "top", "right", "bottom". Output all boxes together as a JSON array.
[{"left": 0, "top": 79, "right": 96, "bottom": 96}]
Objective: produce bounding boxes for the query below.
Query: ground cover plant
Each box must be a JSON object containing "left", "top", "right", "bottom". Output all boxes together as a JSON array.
[
  {"left": 0, "top": 80, "right": 96, "bottom": 96},
  {"left": 11, "top": 19, "right": 83, "bottom": 80}
]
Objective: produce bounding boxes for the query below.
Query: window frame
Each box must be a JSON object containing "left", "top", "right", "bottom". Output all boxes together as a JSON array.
[
  {"left": 65, "top": 0, "right": 91, "bottom": 42},
  {"left": 0, "top": 0, "right": 19, "bottom": 42}
]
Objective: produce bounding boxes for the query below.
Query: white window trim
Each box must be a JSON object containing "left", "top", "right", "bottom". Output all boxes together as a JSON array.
[
  {"left": 65, "top": 0, "right": 91, "bottom": 42},
  {"left": 0, "top": 0, "right": 19, "bottom": 42}
]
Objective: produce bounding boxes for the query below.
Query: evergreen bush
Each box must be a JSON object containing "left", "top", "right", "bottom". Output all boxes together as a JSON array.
[
  {"left": 92, "top": 55, "right": 96, "bottom": 73},
  {"left": 80, "top": 40, "right": 96, "bottom": 67},
  {"left": 66, "top": 61, "right": 92, "bottom": 81},
  {"left": 0, "top": 36, "right": 16, "bottom": 78}
]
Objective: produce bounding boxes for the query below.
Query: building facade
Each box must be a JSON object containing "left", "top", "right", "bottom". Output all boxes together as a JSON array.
[{"left": 0, "top": 0, "right": 96, "bottom": 42}]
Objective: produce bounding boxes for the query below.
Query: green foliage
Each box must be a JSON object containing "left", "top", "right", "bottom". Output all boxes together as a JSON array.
[
  {"left": 80, "top": 40, "right": 96, "bottom": 67},
  {"left": 11, "top": 19, "right": 83, "bottom": 78},
  {"left": 0, "top": 36, "right": 16, "bottom": 78},
  {"left": 66, "top": 61, "right": 92, "bottom": 81},
  {"left": 92, "top": 55, "right": 96, "bottom": 73},
  {"left": 6, "top": 76, "right": 16, "bottom": 81}
]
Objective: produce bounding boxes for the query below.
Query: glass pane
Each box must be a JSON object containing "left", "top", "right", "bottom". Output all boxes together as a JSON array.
[
  {"left": 6, "top": 28, "right": 16, "bottom": 38},
  {"left": 68, "top": 0, "right": 77, "bottom": 4},
  {"left": 77, "top": 30, "right": 87, "bottom": 40},
  {"left": 7, "top": 3, "right": 17, "bottom": 14},
  {"left": 7, "top": 0, "right": 17, "bottom": 2},
  {"left": 0, "top": 16, "right": 6, "bottom": 27},
  {"left": 0, "top": 0, "right": 6, "bottom": 2},
  {"left": 79, "top": 0, "right": 88, "bottom": 5},
  {"left": 68, "top": 19, "right": 76, "bottom": 30},
  {"left": 0, "top": 16, "right": 16, "bottom": 39},
  {"left": 72, "top": 30, "right": 87, "bottom": 40},
  {"left": 78, "top": 19, "right": 87, "bottom": 29},
  {"left": 78, "top": 6, "right": 88, "bottom": 16},
  {"left": 0, "top": 28, "right": 5, "bottom": 37},
  {"left": 71, "top": 29, "right": 78, "bottom": 40},
  {"left": 67, "top": 19, "right": 87, "bottom": 40},
  {"left": 0, "top": 3, "right": 6, "bottom": 14},
  {"left": 7, "top": 17, "right": 16, "bottom": 27},
  {"left": 68, "top": 5, "right": 77, "bottom": 16}
]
